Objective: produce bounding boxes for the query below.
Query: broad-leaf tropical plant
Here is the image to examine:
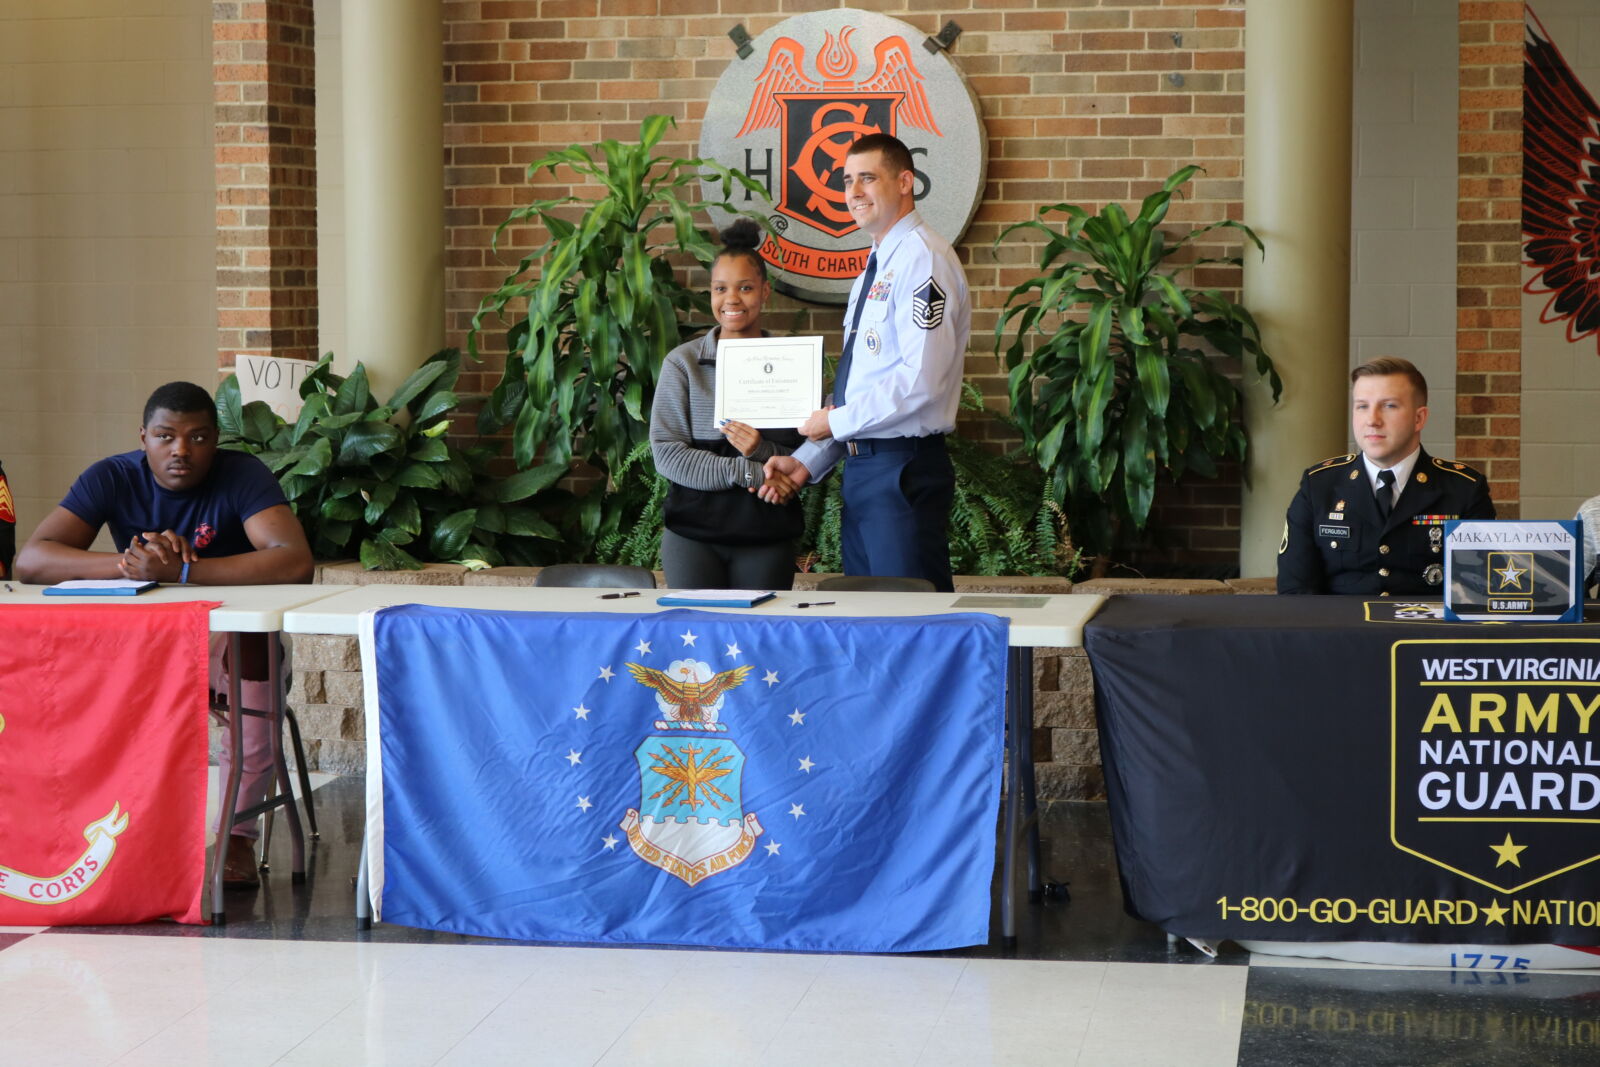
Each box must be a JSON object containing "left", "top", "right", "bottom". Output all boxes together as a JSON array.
[
  {"left": 217, "top": 351, "right": 561, "bottom": 569},
  {"left": 468, "top": 114, "right": 767, "bottom": 557},
  {"left": 994, "top": 165, "right": 1282, "bottom": 561}
]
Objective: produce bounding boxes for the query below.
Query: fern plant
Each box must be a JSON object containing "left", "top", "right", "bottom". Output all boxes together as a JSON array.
[{"left": 592, "top": 442, "right": 669, "bottom": 569}]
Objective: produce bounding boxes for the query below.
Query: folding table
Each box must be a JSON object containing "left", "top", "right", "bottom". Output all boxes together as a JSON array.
[{"left": 283, "top": 585, "right": 1106, "bottom": 942}]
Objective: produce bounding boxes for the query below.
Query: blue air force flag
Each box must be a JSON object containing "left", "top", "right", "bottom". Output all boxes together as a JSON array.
[{"left": 357, "top": 606, "right": 1008, "bottom": 951}]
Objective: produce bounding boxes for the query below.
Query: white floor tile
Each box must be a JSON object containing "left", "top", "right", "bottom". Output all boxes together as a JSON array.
[
  {"left": 912, "top": 958, "right": 1105, "bottom": 1064},
  {"left": 276, "top": 991, "right": 503, "bottom": 1067},
  {"left": 1073, "top": 961, "right": 1247, "bottom": 1067}
]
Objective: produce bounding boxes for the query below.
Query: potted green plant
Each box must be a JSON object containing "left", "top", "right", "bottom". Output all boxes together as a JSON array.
[
  {"left": 468, "top": 114, "right": 767, "bottom": 557},
  {"left": 994, "top": 165, "right": 1281, "bottom": 566},
  {"left": 217, "top": 350, "right": 560, "bottom": 570}
]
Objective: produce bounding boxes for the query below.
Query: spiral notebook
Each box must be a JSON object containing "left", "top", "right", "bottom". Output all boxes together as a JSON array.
[
  {"left": 655, "top": 589, "right": 776, "bottom": 608},
  {"left": 42, "top": 578, "right": 159, "bottom": 596}
]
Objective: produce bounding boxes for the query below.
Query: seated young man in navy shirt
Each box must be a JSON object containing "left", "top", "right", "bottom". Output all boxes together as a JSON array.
[{"left": 16, "top": 381, "right": 314, "bottom": 888}]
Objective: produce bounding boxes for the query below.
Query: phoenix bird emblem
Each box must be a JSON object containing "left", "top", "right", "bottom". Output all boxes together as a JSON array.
[
  {"left": 626, "top": 662, "right": 752, "bottom": 722},
  {"left": 737, "top": 28, "right": 941, "bottom": 138},
  {"left": 1523, "top": 12, "right": 1600, "bottom": 352}
]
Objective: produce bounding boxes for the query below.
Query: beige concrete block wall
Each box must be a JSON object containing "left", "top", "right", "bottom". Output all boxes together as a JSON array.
[
  {"left": 1521, "top": 0, "right": 1600, "bottom": 521},
  {"left": 314, "top": 0, "right": 346, "bottom": 364},
  {"left": 1350, "top": 0, "right": 1460, "bottom": 458},
  {"left": 0, "top": 3, "right": 217, "bottom": 538}
]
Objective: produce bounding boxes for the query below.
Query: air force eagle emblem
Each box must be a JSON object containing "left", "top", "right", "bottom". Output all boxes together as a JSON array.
[
  {"left": 625, "top": 661, "right": 750, "bottom": 728},
  {"left": 619, "top": 659, "right": 763, "bottom": 885}
]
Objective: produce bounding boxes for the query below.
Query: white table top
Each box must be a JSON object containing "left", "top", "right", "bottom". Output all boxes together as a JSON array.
[
  {"left": 0, "top": 583, "right": 354, "bottom": 633},
  {"left": 280, "top": 585, "right": 1106, "bottom": 647}
]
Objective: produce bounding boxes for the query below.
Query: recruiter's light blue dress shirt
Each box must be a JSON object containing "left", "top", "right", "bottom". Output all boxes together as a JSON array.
[{"left": 794, "top": 210, "right": 971, "bottom": 479}]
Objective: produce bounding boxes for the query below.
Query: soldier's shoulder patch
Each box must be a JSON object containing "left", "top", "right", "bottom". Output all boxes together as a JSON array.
[
  {"left": 1430, "top": 456, "right": 1484, "bottom": 482},
  {"left": 1307, "top": 453, "right": 1358, "bottom": 475}
]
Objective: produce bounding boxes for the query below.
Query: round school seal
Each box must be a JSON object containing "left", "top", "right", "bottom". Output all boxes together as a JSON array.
[{"left": 699, "top": 10, "right": 987, "bottom": 304}]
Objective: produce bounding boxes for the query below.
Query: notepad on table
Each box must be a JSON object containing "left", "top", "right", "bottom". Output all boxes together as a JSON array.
[
  {"left": 655, "top": 589, "right": 776, "bottom": 608},
  {"left": 42, "top": 578, "right": 159, "bottom": 596}
]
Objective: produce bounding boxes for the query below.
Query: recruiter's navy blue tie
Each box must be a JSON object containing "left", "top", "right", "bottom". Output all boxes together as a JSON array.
[
  {"left": 832, "top": 251, "right": 877, "bottom": 405},
  {"left": 1376, "top": 468, "right": 1396, "bottom": 521}
]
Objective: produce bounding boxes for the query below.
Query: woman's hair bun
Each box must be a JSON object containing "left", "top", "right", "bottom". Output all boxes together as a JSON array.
[{"left": 720, "top": 217, "right": 762, "bottom": 252}]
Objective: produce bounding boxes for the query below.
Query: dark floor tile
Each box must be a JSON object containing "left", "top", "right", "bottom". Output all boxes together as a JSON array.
[
  {"left": 47, "top": 778, "right": 1218, "bottom": 964},
  {"left": 0, "top": 932, "right": 32, "bottom": 953},
  {"left": 1239, "top": 964, "right": 1600, "bottom": 1067},
  {"left": 927, "top": 800, "right": 1242, "bottom": 965}
]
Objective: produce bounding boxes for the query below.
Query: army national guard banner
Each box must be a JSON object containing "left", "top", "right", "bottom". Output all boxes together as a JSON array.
[
  {"left": 0, "top": 602, "right": 211, "bottom": 925},
  {"left": 358, "top": 606, "right": 1008, "bottom": 950},
  {"left": 1085, "top": 595, "right": 1600, "bottom": 946}
]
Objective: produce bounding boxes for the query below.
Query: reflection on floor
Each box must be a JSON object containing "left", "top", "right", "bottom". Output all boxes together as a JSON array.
[{"left": 2, "top": 777, "right": 1597, "bottom": 1065}]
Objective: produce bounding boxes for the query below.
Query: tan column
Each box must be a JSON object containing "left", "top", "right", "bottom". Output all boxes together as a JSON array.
[
  {"left": 1239, "top": 0, "right": 1354, "bottom": 577},
  {"left": 341, "top": 0, "right": 444, "bottom": 398}
]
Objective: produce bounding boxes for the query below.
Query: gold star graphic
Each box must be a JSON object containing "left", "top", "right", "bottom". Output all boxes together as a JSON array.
[
  {"left": 1496, "top": 562, "right": 1526, "bottom": 588},
  {"left": 1481, "top": 899, "right": 1508, "bottom": 925},
  {"left": 1490, "top": 833, "right": 1527, "bottom": 868}
]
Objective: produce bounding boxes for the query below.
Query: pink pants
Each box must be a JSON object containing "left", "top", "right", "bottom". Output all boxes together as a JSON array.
[{"left": 208, "top": 635, "right": 276, "bottom": 841}]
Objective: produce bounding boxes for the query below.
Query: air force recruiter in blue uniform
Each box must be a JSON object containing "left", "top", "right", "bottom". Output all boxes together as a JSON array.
[
  {"left": 1278, "top": 356, "right": 1495, "bottom": 595},
  {"left": 757, "top": 133, "right": 970, "bottom": 591}
]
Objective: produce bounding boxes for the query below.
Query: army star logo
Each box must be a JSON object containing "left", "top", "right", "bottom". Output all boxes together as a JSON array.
[
  {"left": 1496, "top": 561, "right": 1528, "bottom": 589},
  {"left": 911, "top": 277, "right": 946, "bottom": 329}
]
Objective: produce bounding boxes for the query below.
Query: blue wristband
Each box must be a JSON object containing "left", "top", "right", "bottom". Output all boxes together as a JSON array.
[{"left": 180, "top": 561, "right": 191, "bottom": 585}]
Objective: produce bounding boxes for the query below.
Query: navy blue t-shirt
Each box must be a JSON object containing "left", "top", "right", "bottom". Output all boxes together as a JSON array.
[{"left": 59, "top": 449, "right": 287, "bottom": 556}]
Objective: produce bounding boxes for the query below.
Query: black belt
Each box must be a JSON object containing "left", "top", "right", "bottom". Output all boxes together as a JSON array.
[{"left": 846, "top": 433, "right": 945, "bottom": 457}]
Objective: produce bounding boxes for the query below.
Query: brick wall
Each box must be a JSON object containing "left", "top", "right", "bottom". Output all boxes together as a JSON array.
[
  {"left": 1455, "top": 0, "right": 1525, "bottom": 514},
  {"left": 439, "top": 1, "right": 1250, "bottom": 566},
  {"left": 213, "top": 0, "right": 319, "bottom": 369}
]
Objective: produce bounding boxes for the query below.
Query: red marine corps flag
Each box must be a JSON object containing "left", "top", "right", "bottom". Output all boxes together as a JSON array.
[{"left": 0, "top": 602, "right": 213, "bottom": 925}]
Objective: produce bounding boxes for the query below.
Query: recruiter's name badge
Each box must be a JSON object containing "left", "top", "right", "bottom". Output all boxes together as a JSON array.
[{"left": 713, "top": 335, "right": 823, "bottom": 429}]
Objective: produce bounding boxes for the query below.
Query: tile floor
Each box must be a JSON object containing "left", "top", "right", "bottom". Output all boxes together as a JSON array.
[{"left": 2, "top": 776, "right": 1598, "bottom": 1066}]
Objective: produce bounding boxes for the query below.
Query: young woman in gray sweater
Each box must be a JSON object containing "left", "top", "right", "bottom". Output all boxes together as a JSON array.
[{"left": 649, "top": 220, "right": 804, "bottom": 589}]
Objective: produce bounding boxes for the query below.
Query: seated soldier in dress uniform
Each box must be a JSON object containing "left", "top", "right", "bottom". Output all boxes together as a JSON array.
[{"left": 1278, "top": 356, "right": 1494, "bottom": 595}]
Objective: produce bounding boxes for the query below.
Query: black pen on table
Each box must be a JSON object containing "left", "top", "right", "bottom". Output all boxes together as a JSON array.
[
  {"left": 599, "top": 591, "right": 640, "bottom": 599},
  {"left": 796, "top": 601, "right": 835, "bottom": 608}
]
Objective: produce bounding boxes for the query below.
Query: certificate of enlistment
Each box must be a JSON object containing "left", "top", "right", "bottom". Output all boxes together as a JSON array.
[{"left": 713, "top": 335, "right": 824, "bottom": 429}]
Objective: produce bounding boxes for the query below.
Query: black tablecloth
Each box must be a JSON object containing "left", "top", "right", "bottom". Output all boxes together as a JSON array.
[{"left": 1085, "top": 595, "right": 1600, "bottom": 944}]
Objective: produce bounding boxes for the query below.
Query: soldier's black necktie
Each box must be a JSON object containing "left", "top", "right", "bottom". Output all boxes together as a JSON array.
[
  {"left": 832, "top": 251, "right": 877, "bottom": 405},
  {"left": 1376, "top": 468, "right": 1396, "bottom": 521}
]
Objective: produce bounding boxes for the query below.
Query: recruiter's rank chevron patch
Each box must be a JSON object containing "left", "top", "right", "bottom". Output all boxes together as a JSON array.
[{"left": 911, "top": 277, "right": 946, "bottom": 330}]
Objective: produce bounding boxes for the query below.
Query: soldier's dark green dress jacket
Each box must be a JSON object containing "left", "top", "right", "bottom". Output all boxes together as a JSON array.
[{"left": 1277, "top": 448, "right": 1495, "bottom": 595}]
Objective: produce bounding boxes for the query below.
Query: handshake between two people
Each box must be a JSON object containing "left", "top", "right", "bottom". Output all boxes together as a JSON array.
[{"left": 746, "top": 405, "right": 834, "bottom": 506}]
